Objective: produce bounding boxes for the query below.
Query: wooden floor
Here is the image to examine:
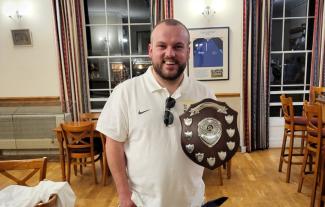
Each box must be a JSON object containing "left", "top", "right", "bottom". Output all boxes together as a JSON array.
[{"left": 0, "top": 149, "right": 318, "bottom": 207}]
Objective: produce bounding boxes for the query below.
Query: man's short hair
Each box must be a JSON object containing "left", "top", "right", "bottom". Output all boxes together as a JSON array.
[{"left": 151, "top": 19, "right": 190, "bottom": 44}]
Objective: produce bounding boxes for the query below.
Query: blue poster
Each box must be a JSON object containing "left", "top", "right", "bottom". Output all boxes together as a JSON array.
[{"left": 193, "top": 37, "right": 223, "bottom": 68}]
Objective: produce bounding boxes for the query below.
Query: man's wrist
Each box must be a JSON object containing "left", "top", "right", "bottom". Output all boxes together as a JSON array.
[{"left": 118, "top": 188, "right": 132, "bottom": 199}]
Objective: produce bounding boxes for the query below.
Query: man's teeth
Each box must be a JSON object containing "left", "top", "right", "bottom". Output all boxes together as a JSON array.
[{"left": 165, "top": 61, "right": 175, "bottom": 65}]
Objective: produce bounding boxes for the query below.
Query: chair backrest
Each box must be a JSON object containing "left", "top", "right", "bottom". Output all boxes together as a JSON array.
[
  {"left": 34, "top": 194, "right": 58, "bottom": 207},
  {"left": 0, "top": 157, "right": 47, "bottom": 186},
  {"left": 80, "top": 112, "right": 100, "bottom": 122},
  {"left": 60, "top": 122, "right": 94, "bottom": 152},
  {"left": 303, "top": 102, "right": 323, "bottom": 139},
  {"left": 310, "top": 86, "right": 325, "bottom": 103},
  {"left": 280, "top": 94, "right": 294, "bottom": 123}
]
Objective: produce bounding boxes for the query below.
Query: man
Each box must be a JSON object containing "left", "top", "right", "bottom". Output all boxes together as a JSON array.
[{"left": 96, "top": 19, "right": 215, "bottom": 207}]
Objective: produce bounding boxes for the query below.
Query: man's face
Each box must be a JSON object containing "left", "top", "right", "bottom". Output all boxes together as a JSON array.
[{"left": 148, "top": 24, "right": 190, "bottom": 81}]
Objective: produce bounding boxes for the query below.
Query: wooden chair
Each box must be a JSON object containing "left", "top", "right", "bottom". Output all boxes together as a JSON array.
[
  {"left": 80, "top": 112, "right": 100, "bottom": 122},
  {"left": 310, "top": 86, "right": 325, "bottom": 103},
  {"left": 60, "top": 122, "right": 103, "bottom": 184},
  {"left": 35, "top": 194, "right": 58, "bottom": 207},
  {"left": 298, "top": 102, "right": 324, "bottom": 207},
  {"left": 279, "top": 94, "right": 307, "bottom": 183},
  {"left": 80, "top": 112, "right": 109, "bottom": 185},
  {"left": 318, "top": 145, "right": 325, "bottom": 207},
  {"left": 0, "top": 157, "right": 47, "bottom": 186},
  {"left": 0, "top": 157, "right": 58, "bottom": 206},
  {"left": 79, "top": 113, "right": 103, "bottom": 155}
]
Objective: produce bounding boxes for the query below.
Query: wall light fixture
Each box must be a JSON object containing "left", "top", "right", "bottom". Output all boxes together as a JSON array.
[
  {"left": 9, "top": 10, "right": 22, "bottom": 21},
  {"left": 202, "top": 6, "right": 216, "bottom": 16}
]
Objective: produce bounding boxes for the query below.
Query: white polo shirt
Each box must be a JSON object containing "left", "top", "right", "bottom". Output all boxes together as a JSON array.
[{"left": 96, "top": 67, "right": 215, "bottom": 207}]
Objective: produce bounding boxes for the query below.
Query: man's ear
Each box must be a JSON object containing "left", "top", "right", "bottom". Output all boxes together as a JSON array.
[
  {"left": 148, "top": 43, "right": 153, "bottom": 57},
  {"left": 187, "top": 46, "right": 190, "bottom": 58}
]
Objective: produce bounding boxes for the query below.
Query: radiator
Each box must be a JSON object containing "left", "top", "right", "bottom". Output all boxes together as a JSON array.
[{"left": 0, "top": 106, "right": 71, "bottom": 150}]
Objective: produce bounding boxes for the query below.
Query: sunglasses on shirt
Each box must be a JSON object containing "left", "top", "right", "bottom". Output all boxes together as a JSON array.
[{"left": 164, "top": 96, "right": 176, "bottom": 126}]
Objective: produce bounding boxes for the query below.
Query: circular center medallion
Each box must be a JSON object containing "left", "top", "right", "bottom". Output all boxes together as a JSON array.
[{"left": 198, "top": 117, "right": 222, "bottom": 147}]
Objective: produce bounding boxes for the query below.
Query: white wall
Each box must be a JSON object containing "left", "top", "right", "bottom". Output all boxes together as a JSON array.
[
  {"left": 0, "top": 0, "right": 60, "bottom": 97},
  {"left": 174, "top": 0, "right": 244, "bottom": 149},
  {"left": 173, "top": 0, "right": 243, "bottom": 94}
]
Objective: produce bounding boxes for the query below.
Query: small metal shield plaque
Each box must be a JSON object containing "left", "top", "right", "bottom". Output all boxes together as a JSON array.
[{"left": 180, "top": 98, "right": 240, "bottom": 170}]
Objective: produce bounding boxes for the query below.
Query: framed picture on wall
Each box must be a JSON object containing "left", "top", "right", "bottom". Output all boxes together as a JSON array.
[
  {"left": 187, "top": 27, "right": 229, "bottom": 81},
  {"left": 11, "top": 29, "right": 32, "bottom": 46}
]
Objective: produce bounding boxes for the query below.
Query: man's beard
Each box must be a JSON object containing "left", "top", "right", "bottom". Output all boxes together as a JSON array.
[{"left": 152, "top": 60, "right": 186, "bottom": 81}]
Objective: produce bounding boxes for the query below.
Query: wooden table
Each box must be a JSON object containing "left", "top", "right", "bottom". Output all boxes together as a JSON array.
[{"left": 53, "top": 121, "right": 109, "bottom": 184}]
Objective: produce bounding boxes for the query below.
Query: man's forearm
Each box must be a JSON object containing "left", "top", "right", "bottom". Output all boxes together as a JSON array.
[{"left": 106, "top": 137, "right": 132, "bottom": 201}]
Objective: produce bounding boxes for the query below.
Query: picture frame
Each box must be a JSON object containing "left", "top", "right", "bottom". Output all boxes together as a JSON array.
[
  {"left": 11, "top": 29, "right": 32, "bottom": 46},
  {"left": 187, "top": 27, "right": 229, "bottom": 81}
]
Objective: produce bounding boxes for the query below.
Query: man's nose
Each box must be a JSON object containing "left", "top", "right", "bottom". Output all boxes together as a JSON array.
[{"left": 165, "top": 47, "right": 176, "bottom": 57}]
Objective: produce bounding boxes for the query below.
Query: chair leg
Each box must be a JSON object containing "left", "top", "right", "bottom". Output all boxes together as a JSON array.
[
  {"left": 67, "top": 159, "right": 71, "bottom": 183},
  {"left": 310, "top": 149, "right": 321, "bottom": 207},
  {"left": 298, "top": 144, "right": 309, "bottom": 192},
  {"left": 99, "top": 155, "right": 103, "bottom": 173},
  {"left": 279, "top": 128, "right": 288, "bottom": 172},
  {"left": 102, "top": 152, "right": 107, "bottom": 185},
  {"left": 73, "top": 163, "right": 77, "bottom": 176},
  {"left": 79, "top": 158, "right": 83, "bottom": 175},
  {"left": 91, "top": 156, "right": 98, "bottom": 184},
  {"left": 218, "top": 167, "right": 223, "bottom": 186},
  {"left": 286, "top": 130, "right": 295, "bottom": 183},
  {"left": 318, "top": 157, "right": 325, "bottom": 207},
  {"left": 98, "top": 154, "right": 105, "bottom": 185},
  {"left": 300, "top": 136, "right": 305, "bottom": 154},
  {"left": 226, "top": 160, "right": 231, "bottom": 179}
]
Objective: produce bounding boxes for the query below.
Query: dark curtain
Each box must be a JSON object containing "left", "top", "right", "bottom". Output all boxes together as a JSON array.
[
  {"left": 310, "top": 0, "right": 325, "bottom": 87},
  {"left": 151, "top": 0, "right": 174, "bottom": 26},
  {"left": 243, "top": 0, "right": 271, "bottom": 152},
  {"left": 52, "top": 0, "right": 88, "bottom": 121}
]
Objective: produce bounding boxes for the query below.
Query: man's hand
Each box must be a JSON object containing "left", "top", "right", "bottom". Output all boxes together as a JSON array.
[{"left": 118, "top": 194, "right": 136, "bottom": 207}]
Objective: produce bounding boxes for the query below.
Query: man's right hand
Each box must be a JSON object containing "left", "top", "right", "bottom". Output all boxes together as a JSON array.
[{"left": 118, "top": 194, "right": 136, "bottom": 207}]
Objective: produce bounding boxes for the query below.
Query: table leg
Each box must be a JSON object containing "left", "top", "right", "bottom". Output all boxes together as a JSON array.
[{"left": 56, "top": 131, "right": 66, "bottom": 181}]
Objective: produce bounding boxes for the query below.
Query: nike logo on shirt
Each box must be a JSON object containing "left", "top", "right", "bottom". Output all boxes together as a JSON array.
[{"left": 138, "top": 109, "right": 150, "bottom": 114}]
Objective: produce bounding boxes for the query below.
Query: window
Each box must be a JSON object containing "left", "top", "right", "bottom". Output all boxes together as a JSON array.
[
  {"left": 269, "top": 0, "right": 314, "bottom": 117},
  {"left": 84, "top": 0, "right": 152, "bottom": 111}
]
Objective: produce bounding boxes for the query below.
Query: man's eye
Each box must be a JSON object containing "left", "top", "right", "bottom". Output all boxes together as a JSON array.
[
  {"left": 175, "top": 45, "right": 184, "bottom": 50},
  {"left": 157, "top": 45, "right": 166, "bottom": 48}
]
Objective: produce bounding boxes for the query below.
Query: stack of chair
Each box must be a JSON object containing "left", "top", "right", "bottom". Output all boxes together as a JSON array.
[
  {"left": 318, "top": 145, "right": 325, "bottom": 207},
  {"left": 298, "top": 102, "right": 324, "bottom": 207}
]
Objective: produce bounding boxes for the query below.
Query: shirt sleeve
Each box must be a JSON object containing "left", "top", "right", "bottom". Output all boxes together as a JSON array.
[{"left": 96, "top": 84, "right": 129, "bottom": 142}]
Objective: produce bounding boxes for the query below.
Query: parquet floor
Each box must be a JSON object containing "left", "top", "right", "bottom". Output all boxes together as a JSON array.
[{"left": 0, "top": 149, "right": 317, "bottom": 207}]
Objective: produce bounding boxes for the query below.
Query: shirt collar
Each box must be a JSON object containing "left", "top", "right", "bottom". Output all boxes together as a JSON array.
[{"left": 144, "top": 66, "right": 164, "bottom": 93}]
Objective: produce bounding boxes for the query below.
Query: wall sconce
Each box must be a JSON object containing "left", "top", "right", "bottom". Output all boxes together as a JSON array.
[
  {"left": 202, "top": 6, "right": 216, "bottom": 16},
  {"left": 9, "top": 10, "right": 22, "bottom": 21}
]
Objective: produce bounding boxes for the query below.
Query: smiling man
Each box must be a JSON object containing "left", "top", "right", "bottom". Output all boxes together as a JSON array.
[
  {"left": 149, "top": 20, "right": 189, "bottom": 87},
  {"left": 97, "top": 19, "right": 215, "bottom": 207}
]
